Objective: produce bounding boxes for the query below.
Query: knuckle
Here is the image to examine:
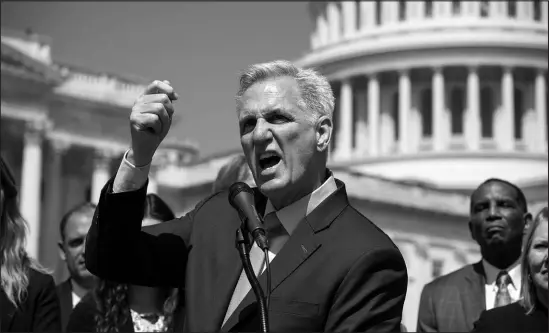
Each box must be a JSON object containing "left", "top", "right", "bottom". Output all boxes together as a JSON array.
[{"left": 153, "top": 103, "right": 165, "bottom": 112}]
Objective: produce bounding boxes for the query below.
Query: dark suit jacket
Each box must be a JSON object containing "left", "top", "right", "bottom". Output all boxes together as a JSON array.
[
  {"left": 67, "top": 292, "right": 135, "bottom": 332},
  {"left": 0, "top": 268, "right": 62, "bottom": 332},
  {"left": 56, "top": 278, "right": 73, "bottom": 332},
  {"left": 417, "top": 261, "right": 486, "bottom": 332},
  {"left": 85, "top": 176, "right": 408, "bottom": 332},
  {"left": 473, "top": 301, "right": 548, "bottom": 332}
]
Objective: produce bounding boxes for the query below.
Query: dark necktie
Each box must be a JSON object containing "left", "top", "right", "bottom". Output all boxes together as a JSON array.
[{"left": 494, "top": 270, "right": 513, "bottom": 308}]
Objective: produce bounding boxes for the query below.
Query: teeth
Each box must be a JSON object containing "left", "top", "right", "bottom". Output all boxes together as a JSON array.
[{"left": 260, "top": 152, "right": 278, "bottom": 159}]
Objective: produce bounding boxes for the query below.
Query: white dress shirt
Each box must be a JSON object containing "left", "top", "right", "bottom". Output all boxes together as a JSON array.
[
  {"left": 482, "top": 258, "right": 521, "bottom": 310},
  {"left": 71, "top": 291, "right": 81, "bottom": 308},
  {"left": 112, "top": 150, "right": 151, "bottom": 193}
]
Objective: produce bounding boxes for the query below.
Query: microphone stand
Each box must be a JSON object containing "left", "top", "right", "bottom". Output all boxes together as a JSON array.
[{"left": 235, "top": 227, "right": 269, "bottom": 332}]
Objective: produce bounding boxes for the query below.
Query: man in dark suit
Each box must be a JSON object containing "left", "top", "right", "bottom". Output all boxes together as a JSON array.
[
  {"left": 417, "top": 178, "right": 532, "bottom": 332},
  {"left": 56, "top": 202, "right": 97, "bottom": 332},
  {"left": 85, "top": 60, "right": 408, "bottom": 331}
]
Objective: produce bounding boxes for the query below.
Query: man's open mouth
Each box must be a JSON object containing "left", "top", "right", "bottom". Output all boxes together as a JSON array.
[{"left": 258, "top": 152, "right": 281, "bottom": 170}]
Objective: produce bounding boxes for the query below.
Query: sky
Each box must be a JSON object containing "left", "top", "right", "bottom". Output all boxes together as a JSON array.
[{"left": 1, "top": 1, "right": 312, "bottom": 157}]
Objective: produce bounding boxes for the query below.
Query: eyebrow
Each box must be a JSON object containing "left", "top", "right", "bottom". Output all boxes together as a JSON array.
[{"left": 239, "top": 108, "right": 290, "bottom": 121}]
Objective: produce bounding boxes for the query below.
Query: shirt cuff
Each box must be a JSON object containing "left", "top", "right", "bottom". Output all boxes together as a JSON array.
[{"left": 112, "top": 149, "right": 151, "bottom": 193}]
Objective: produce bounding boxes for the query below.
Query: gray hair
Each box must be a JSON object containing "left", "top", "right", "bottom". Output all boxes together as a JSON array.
[
  {"left": 235, "top": 60, "right": 334, "bottom": 121},
  {"left": 520, "top": 206, "right": 548, "bottom": 314}
]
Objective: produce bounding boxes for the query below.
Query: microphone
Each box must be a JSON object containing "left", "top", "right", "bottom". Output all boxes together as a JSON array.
[{"left": 228, "top": 182, "right": 269, "bottom": 251}]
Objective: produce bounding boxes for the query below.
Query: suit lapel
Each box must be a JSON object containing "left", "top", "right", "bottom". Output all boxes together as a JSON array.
[
  {"left": 59, "top": 279, "right": 73, "bottom": 329},
  {"left": 208, "top": 212, "right": 246, "bottom": 331},
  {"left": 220, "top": 180, "right": 349, "bottom": 331},
  {"left": 461, "top": 261, "right": 486, "bottom": 330}
]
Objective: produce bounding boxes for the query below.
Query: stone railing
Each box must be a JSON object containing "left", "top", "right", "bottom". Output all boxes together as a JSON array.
[{"left": 54, "top": 67, "right": 147, "bottom": 107}]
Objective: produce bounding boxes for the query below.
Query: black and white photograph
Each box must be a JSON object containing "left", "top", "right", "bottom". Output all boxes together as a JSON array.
[{"left": 1, "top": 1, "right": 547, "bottom": 332}]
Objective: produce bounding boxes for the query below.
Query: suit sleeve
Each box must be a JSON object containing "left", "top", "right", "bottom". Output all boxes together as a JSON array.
[
  {"left": 85, "top": 176, "right": 204, "bottom": 288},
  {"left": 324, "top": 247, "right": 408, "bottom": 332},
  {"left": 417, "top": 283, "right": 437, "bottom": 332},
  {"left": 33, "top": 275, "right": 62, "bottom": 332}
]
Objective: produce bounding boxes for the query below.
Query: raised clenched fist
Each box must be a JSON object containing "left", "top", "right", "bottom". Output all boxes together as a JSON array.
[{"left": 128, "top": 80, "right": 179, "bottom": 166}]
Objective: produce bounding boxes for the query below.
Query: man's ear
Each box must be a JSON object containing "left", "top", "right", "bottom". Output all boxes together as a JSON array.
[
  {"left": 523, "top": 212, "right": 533, "bottom": 231},
  {"left": 315, "top": 116, "right": 332, "bottom": 153},
  {"left": 58, "top": 241, "right": 66, "bottom": 261}
]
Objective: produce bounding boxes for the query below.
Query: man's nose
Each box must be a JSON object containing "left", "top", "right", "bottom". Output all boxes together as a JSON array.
[
  {"left": 486, "top": 204, "right": 501, "bottom": 221},
  {"left": 252, "top": 119, "right": 273, "bottom": 143}
]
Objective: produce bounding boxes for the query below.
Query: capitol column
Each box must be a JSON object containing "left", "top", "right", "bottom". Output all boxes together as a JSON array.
[
  {"left": 467, "top": 66, "right": 481, "bottom": 150},
  {"left": 535, "top": 69, "right": 547, "bottom": 152},
  {"left": 368, "top": 74, "right": 380, "bottom": 157},
  {"left": 465, "top": 1, "right": 481, "bottom": 18},
  {"left": 432, "top": 67, "right": 446, "bottom": 151},
  {"left": 20, "top": 119, "right": 47, "bottom": 259},
  {"left": 317, "top": 13, "right": 328, "bottom": 46},
  {"left": 41, "top": 138, "right": 71, "bottom": 269},
  {"left": 543, "top": 1, "right": 548, "bottom": 25},
  {"left": 91, "top": 149, "right": 115, "bottom": 204},
  {"left": 516, "top": 1, "right": 530, "bottom": 20},
  {"left": 399, "top": 69, "right": 411, "bottom": 154},
  {"left": 360, "top": 1, "right": 376, "bottom": 29},
  {"left": 327, "top": 2, "right": 340, "bottom": 43},
  {"left": 500, "top": 67, "right": 515, "bottom": 151},
  {"left": 336, "top": 79, "right": 353, "bottom": 159},
  {"left": 489, "top": 2, "right": 505, "bottom": 18},
  {"left": 342, "top": 1, "right": 356, "bottom": 39}
]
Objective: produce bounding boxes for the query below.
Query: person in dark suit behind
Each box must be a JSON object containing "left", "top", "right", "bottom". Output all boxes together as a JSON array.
[
  {"left": 56, "top": 202, "right": 98, "bottom": 331},
  {"left": 67, "top": 193, "right": 183, "bottom": 332},
  {"left": 0, "top": 155, "right": 62, "bottom": 332},
  {"left": 84, "top": 60, "right": 408, "bottom": 331},
  {"left": 417, "top": 178, "right": 532, "bottom": 332},
  {"left": 473, "top": 206, "right": 548, "bottom": 332}
]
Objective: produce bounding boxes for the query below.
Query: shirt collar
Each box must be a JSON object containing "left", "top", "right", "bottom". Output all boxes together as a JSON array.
[
  {"left": 482, "top": 257, "right": 522, "bottom": 288},
  {"left": 263, "top": 171, "right": 337, "bottom": 236}
]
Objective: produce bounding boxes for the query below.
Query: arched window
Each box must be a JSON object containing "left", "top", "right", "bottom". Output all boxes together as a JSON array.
[
  {"left": 450, "top": 87, "right": 465, "bottom": 135},
  {"left": 421, "top": 88, "right": 433, "bottom": 137},
  {"left": 398, "top": 1, "right": 406, "bottom": 21},
  {"left": 393, "top": 92, "right": 400, "bottom": 140},
  {"left": 355, "top": 0, "right": 361, "bottom": 29},
  {"left": 481, "top": 86, "right": 494, "bottom": 138},
  {"left": 432, "top": 259, "right": 444, "bottom": 278},
  {"left": 508, "top": 1, "right": 516, "bottom": 18},
  {"left": 480, "top": 1, "right": 489, "bottom": 17},
  {"left": 452, "top": 1, "right": 461, "bottom": 15},
  {"left": 425, "top": 0, "right": 433, "bottom": 18},
  {"left": 375, "top": 0, "right": 382, "bottom": 25},
  {"left": 514, "top": 87, "right": 524, "bottom": 139},
  {"left": 534, "top": 0, "right": 541, "bottom": 21}
]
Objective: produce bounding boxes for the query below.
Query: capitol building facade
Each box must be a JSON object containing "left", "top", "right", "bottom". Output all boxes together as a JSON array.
[
  {"left": 1, "top": 2, "right": 548, "bottom": 331},
  {"left": 293, "top": 1, "right": 548, "bottom": 329}
]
